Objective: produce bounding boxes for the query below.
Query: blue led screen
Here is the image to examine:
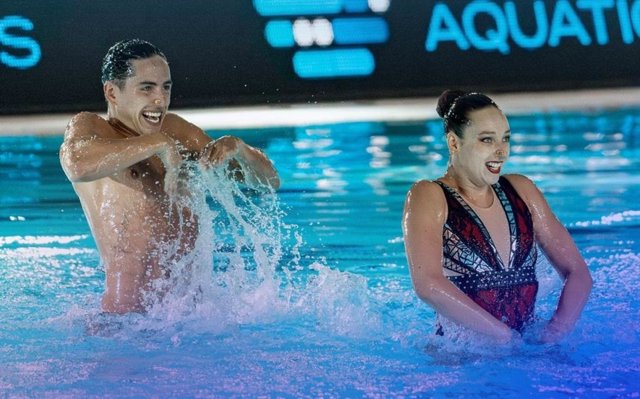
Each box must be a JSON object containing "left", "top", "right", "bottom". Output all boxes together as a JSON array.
[{"left": 1, "top": 0, "right": 640, "bottom": 114}]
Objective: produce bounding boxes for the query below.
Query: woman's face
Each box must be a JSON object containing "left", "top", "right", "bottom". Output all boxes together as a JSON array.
[{"left": 450, "top": 106, "right": 511, "bottom": 187}]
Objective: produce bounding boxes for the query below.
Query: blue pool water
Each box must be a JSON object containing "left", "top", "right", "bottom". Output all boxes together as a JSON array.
[{"left": 1, "top": 108, "right": 640, "bottom": 398}]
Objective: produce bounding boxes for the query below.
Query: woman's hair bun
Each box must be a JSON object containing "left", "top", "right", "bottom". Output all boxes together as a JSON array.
[{"left": 436, "top": 90, "right": 466, "bottom": 118}]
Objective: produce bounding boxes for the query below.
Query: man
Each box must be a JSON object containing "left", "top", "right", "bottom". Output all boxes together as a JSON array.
[{"left": 60, "top": 39, "right": 280, "bottom": 313}]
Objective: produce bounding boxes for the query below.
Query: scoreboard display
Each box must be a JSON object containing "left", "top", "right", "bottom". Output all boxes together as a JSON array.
[{"left": 1, "top": 0, "right": 640, "bottom": 114}]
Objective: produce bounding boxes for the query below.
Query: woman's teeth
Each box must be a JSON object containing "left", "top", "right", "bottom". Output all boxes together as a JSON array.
[{"left": 486, "top": 161, "right": 502, "bottom": 173}]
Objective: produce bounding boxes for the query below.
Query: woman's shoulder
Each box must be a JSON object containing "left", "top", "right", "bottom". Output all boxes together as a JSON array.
[
  {"left": 502, "top": 174, "right": 545, "bottom": 205},
  {"left": 408, "top": 179, "right": 445, "bottom": 195},
  {"left": 502, "top": 173, "right": 536, "bottom": 190},
  {"left": 404, "top": 179, "right": 448, "bottom": 225},
  {"left": 405, "top": 179, "right": 447, "bottom": 209}
]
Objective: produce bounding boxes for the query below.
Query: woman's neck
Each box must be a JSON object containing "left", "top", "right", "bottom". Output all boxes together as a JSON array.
[{"left": 441, "top": 167, "right": 495, "bottom": 208}]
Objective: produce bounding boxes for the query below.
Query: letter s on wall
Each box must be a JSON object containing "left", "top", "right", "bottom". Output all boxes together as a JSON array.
[{"left": 0, "top": 15, "right": 41, "bottom": 70}]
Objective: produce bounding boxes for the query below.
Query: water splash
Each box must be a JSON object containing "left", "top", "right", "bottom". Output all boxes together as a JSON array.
[
  {"left": 87, "top": 161, "right": 380, "bottom": 338},
  {"left": 574, "top": 210, "right": 640, "bottom": 227}
]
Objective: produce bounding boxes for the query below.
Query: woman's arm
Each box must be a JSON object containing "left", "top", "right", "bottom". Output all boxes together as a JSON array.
[
  {"left": 403, "top": 180, "right": 514, "bottom": 342},
  {"left": 506, "top": 174, "right": 593, "bottom": 343}
]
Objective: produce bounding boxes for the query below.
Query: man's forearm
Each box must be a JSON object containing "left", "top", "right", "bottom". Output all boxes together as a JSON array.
[
  {"left": 237, "top": 144, "right": 280, "bottom": 189},
  {"left": 61, "top": 134, "right": 168, "bottom": 182}
]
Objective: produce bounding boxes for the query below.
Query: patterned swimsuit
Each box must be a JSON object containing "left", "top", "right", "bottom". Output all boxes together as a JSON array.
[{"left": 436, "top": 176, "right": 538, "bottom": 332}]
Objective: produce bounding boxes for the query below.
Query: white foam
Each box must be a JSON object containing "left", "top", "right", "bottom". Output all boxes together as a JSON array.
[
  {"left": 100, "top": 162, "right": 382, "bottom": 338},
  {"left": 574, "top": 210, "right": 640, "bottom": 227}
]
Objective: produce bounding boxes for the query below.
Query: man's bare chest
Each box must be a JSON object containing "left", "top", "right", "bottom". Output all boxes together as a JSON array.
[{"left": 112, "top": 157, "right": 168, "bottom": 195}]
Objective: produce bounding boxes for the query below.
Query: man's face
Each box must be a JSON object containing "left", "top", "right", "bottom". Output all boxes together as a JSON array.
[{"left": 108, "top": 55, "right": 172, "bottom": 135}]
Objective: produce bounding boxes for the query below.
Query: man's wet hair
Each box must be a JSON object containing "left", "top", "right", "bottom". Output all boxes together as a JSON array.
[{"left": 101, "top": 39, "right": 167, "bottom": 88}]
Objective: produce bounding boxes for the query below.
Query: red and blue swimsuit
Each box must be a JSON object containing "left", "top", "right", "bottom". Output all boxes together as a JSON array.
[{"left": 436, "top": 176, "right": 539, "bottom": 332}]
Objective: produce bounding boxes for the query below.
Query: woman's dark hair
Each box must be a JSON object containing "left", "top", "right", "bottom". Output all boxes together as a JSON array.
[
  {"left": 101, "top": 39, "right": 166, "bottom": 87},
  {"left": 436, "top": 90, "right": 499, "bottom": 137}
]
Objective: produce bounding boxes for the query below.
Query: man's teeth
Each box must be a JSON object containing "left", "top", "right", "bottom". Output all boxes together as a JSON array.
[
  {"left": 487, "top": 162, "right": 501, "bottom": 168},
  {"left": 143, "top": 112, "right": 162, "bottom": 123}
]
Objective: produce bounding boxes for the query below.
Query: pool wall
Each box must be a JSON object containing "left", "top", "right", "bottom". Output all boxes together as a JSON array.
[
  {"left": 2, "top": 88, "right": 640, "bottom": 137},
  {"left": 2, "top": 0, "right": 640, "bottom": 115}
]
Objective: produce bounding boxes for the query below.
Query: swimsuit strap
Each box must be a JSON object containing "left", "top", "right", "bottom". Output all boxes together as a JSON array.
[
  {"left": 435, "top": 177, "right": 536, "bottom": 274},
  {"left": 495, "top": 176, "right": 536, "bottom": 270},
  {"left": 434, "top": 177, "right": 539, "bottom": 332},
  {"left": 436, "top": 180, "right": 508, "bottom": 272}
]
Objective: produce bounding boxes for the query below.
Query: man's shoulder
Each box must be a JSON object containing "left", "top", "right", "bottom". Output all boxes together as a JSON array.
[
  {"left": 162, "top": 112, "right": 209, "bottom": 149},
  {"left": 66, "top": 112, "right": 110, "bottom": 136},
  {"left": 69, "top": 111, "right": 105, "bottom": 125},
  {"left": 162, "top": 112, "right": 201, "bottom": 134}
]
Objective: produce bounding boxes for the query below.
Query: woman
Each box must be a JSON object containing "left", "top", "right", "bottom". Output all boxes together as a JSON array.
[{"left": 402, "top": 90, "right": 592, "bottom": 343}]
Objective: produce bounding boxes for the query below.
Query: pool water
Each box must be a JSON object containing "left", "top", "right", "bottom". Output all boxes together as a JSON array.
[{"left": 1, "top": 108, "right": 639, "bottom": 398}]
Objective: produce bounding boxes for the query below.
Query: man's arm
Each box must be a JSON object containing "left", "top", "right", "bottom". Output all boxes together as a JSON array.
[
  {"left": 200, "top": 136, "right": 280, "bottom": 190},
  {"left": 162, "top": 113, "right": 280, "bottom": 190},
  {"left": 507, "top": 174, "right": 593, "bottom": 343},
  {"left": 59, "top": 112, "right": 181, "bottom": 182}
]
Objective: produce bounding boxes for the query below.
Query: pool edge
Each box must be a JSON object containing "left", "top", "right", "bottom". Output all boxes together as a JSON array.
[{"left": 1, "top": 87, "right": 639, "bottom": 136}]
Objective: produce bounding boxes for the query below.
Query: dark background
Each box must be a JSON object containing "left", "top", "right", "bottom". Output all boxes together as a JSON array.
[{"left": 1, "top": 0, "right": 639, "bottom": 115}]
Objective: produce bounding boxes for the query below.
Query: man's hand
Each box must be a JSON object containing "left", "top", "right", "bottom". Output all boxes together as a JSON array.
[
  {"left": 199, "top": 136, "right": 242, "bottom": 169},
  {"left": 198, "top": 135, "right": 280, "bottom": 190},
  {"left": 157, "top": 132, "right": 182, "bottom": 170},
  {"left": 156, "top": 132, "right": 183, "bottom": 196}
]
